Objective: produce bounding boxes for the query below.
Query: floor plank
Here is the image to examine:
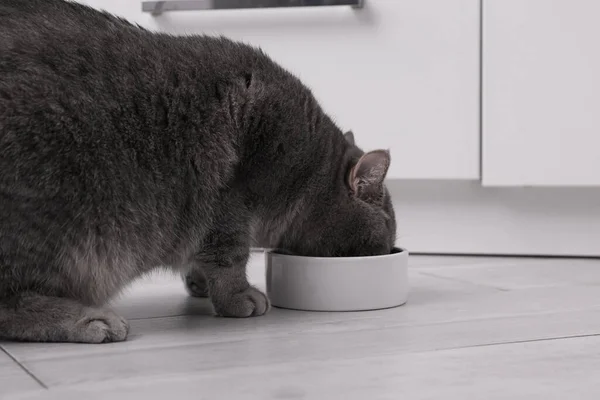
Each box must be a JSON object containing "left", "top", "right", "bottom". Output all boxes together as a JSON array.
[
  {"left": 407, "top": 254, "right": 543, "bottom": 268},
  {"left": 2, "top": 255, "right": 600, "bottom": 398},
  {"left": 6, "top": 264, "right": 600, "bottom": 364},
  {"left": 8, "top": 335, "right": 600, "bottom": 400},
  {"left": 4, "top": 306, "right": 600, "bottom": 388},
  {"left": 420, "top": 258, "right": 600, "bottom": 290},
  {"left": 0, "top": 348, "right": 44, "bottom": 396}
]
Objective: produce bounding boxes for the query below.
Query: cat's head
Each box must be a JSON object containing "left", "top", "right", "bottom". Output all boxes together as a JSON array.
[{"left": 279, "top": 131, "right": 396, "bottom": 257}]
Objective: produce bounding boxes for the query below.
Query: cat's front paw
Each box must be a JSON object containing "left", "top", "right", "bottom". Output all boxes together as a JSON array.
[
  {"left": 76, "top": 308, "right": 130, "bottom": 343},
  {"left": 213, "top": 286, "right": 270, "bottom": 318},
  {"left": 183, "top": 273, "right": 210, "bottom": 298}
]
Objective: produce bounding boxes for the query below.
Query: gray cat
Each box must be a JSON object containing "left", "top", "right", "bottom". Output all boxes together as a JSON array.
[{"left": 0, "top": 0, "right": 396, "bottom": 343}]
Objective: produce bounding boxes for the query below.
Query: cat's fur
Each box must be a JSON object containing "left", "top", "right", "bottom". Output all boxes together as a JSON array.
[{"left": 0, "top": 0, "right": 396, "bottom": 343}]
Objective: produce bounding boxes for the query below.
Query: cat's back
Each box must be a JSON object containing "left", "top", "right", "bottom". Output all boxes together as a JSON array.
[
  {"left": 0, "top": 0, "right": 250, "bottom": 169},
  {"left": 0, "top": 0, "right": 140, "bottom": 38},
  {"left": 0, "top": 0, "right": 272, "bottom": 84},
  {"left": 1, "top": 0, "right": 159, "bottom": 183},
  {"left": 0, "top": 0, "right": 274, "bottom": 134},
  {"left": 0, "top": 0, "right": 258, "bottom": 236},
  {"left": 0, "top": 0, "right": 154, "bottom": 88},
  {"left": 0, "top": 0, "right": 149, "bottom": 121},
  {"left": 0, "top": 0, "right": 296, "bottom": 198},
  {"left": 0, "top": 0, "right": 140, "bottom": 65}
]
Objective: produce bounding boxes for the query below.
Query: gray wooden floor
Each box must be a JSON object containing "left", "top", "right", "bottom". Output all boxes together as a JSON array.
[{"left": 2, "top": 254, "right": 600, "bottom": 399}]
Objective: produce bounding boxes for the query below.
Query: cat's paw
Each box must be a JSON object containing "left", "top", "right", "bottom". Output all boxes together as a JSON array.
[
  {"left": 183, "top": 273, "right": 210, "bottom": 298},
  {"left": 75, "top": 309, "right": 130, "bottom": 343},
  {"left": 213, "top": 286, "right": 270, "bottom": 318}
]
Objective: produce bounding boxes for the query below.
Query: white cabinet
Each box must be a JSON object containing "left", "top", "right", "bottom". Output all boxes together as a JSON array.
[
  {"left": 79, "top": 0, "right": 481, "bottom": 180},
  {"left": 483, "top": 0, "right": 600, "bottom": 187}
]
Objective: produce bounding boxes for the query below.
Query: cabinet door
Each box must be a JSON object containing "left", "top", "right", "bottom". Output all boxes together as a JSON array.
[
  {"left": 483, "top": 0, "right": 600, "bottom": 186},
  {"left": 80, "top": 0, "right": 480, "bottom": 179}
]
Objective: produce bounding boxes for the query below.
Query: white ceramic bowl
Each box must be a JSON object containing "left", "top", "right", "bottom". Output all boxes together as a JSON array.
[{"left": 265, "top": 247, "right": 409, "bottom": 312}]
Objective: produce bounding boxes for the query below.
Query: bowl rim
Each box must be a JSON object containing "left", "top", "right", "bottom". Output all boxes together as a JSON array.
[{"left": 266, "top": 247, "right": 407, "bottom": 261}]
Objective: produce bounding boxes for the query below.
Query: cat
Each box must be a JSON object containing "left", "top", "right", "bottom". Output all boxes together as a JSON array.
[{"left": 0, "top": 0, "right": 396, "bottom": 343}]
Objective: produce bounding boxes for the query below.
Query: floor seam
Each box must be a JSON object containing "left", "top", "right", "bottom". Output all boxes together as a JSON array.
[
  {"left": 0, "top": 345, "right": 48, "bottom": 389},
  {"left": 416, "top": 270, "right": 509, "bottom": 291},
  {"left": 429, "top": 332, "right": 600, "bottom": 353}
]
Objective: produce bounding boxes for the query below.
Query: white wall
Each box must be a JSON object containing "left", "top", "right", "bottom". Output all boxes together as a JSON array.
[{"left": 482, "top": 0, "right": 600, "bottom": 187}]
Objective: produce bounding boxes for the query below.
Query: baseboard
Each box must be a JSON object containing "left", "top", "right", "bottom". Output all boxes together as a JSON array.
[{"left": 389, "top": 180, "right": 600, "bottom": 257}]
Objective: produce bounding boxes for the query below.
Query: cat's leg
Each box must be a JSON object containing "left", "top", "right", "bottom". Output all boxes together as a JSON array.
[
  {"left": 183, "top": 265, "right": 210, "bottom": 298},
  {"left": 0, "top": 292, "right": 129, "bottom": 343},
  {"left": 200, "top": 247, "right": 270, "bottom": 317},
  {"left": 195, "top": 201, "right": 270, "bottom": 317}
]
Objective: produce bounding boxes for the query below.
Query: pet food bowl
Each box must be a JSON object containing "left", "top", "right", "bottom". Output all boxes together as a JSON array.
[{"left": 265, "top": 247, "right": 409, "bottom": 312}]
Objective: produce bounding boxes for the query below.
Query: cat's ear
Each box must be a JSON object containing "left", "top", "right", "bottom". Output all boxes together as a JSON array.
[
  {"left": 343, "top": 131, "right": 355, "bottom": 146},
  {"left": 348, "top": 150, "right": 391, "bottom": 195}
]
